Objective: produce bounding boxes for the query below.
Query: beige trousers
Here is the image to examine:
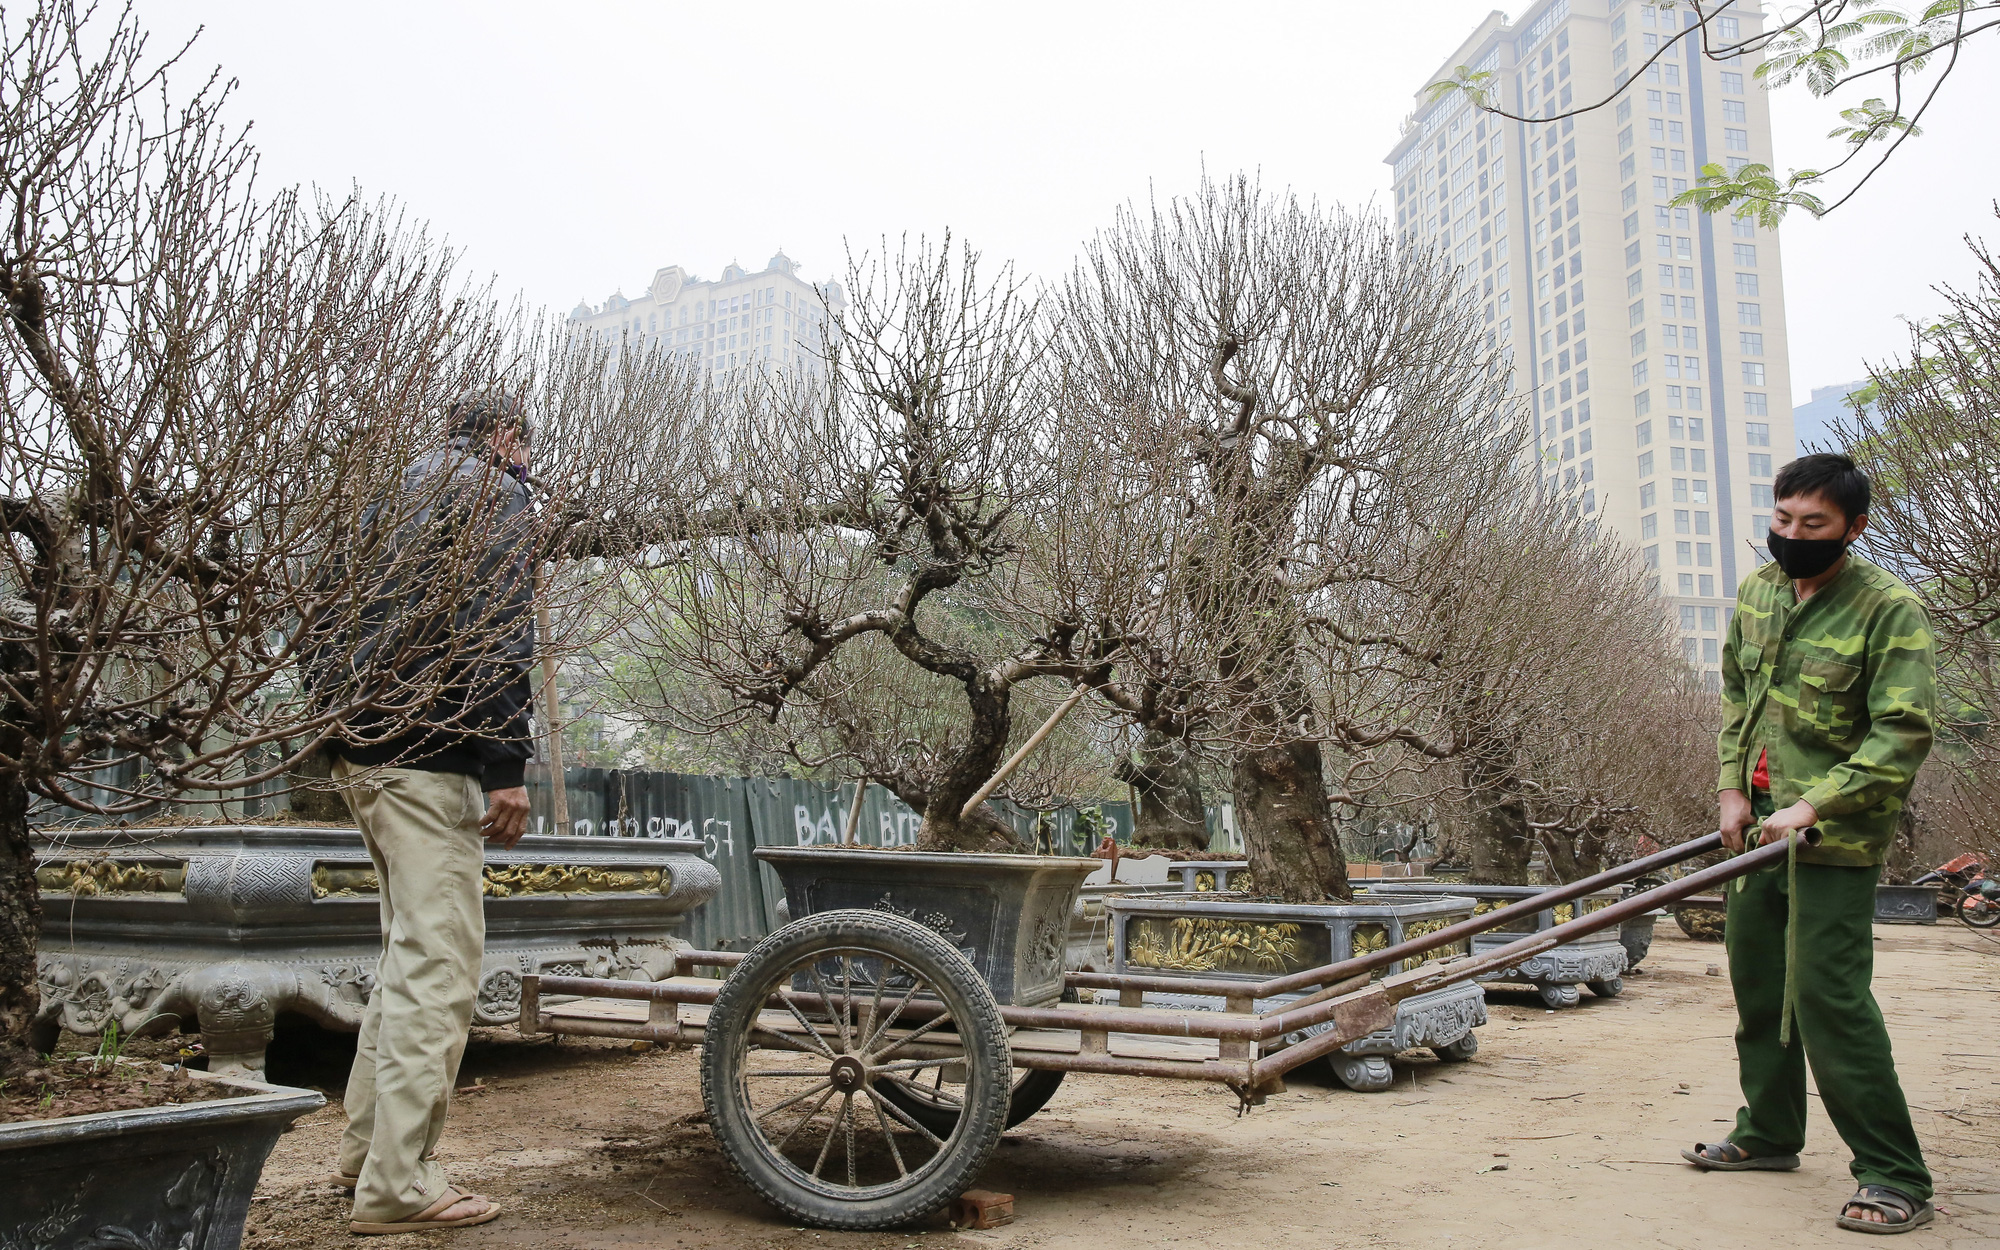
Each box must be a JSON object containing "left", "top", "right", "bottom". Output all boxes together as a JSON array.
[{"left": 334, "top": 762, "right": 488, "bottom": 1222}]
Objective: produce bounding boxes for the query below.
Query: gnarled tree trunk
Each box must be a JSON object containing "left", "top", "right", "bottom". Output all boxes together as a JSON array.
[
  {"left": 0, "top": 773, "right": 40, "bottom": 1071},
  {"left": 1120, "top": 731, "right": 1209, "bottom": 851},
  {"left": 1233, "top": 741, "right": 1350, "bottom": 901}
]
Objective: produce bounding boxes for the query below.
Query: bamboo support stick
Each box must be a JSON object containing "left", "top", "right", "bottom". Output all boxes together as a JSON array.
[
  {"left": 840, "top": 778, "right": 869, "bottom": 846},
  {"left": 961, "top": 684, "right": 1089, "bottom": 819}
]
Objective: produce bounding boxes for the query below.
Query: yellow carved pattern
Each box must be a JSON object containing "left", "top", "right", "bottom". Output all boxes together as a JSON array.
[
  {"left": 1127, "top": 917, "right": 1306, "bottom": 974},
  {"left": 309, "top": 862, "right": 672, "bottom": 899},
  {"left": 1472, "top": 900, "right": 1503, "bottom": 916},
  {"left": 1584, "top": 897, "right": 1610, "bottom": 913},
  {"left": 1194, "top": 871, "right": 1217, "bottom": 892},
  {"left": 36, "top": 859, "right": 184, "bottom": 895},
  {"left": 1552, "top": 903, "right": 1575, "bottom": 923}
]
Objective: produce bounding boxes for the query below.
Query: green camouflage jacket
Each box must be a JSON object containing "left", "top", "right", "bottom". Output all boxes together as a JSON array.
[{"left": 1717, "top": 554, "right": 1936, "bottom": 866}]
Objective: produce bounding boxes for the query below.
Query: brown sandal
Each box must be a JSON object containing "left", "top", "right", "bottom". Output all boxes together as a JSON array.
[
  {"left": 1680, "top": 1140, "right": 1800, "bottom": 1171},
  {"left": 348, "top": 1187, "right": 501, "bottom": 1234}
]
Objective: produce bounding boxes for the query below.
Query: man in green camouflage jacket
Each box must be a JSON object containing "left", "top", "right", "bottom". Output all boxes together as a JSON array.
[{"left": 1682, "top": 453, "right": 1938, "bottom": 1235}]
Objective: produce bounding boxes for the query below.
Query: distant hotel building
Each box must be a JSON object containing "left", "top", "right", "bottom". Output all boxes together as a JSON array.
[
  {"left": 567, "top": 250, "right": 845, "bottom": 378},
  {"left": 1385, "top": 0, "right": 1797, "bottom": 687}
]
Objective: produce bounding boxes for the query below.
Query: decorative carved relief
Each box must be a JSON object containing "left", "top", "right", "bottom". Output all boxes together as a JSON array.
[
  {"left": 35, "top": 859, "right": 185, "bottom": 895},
  {"left": 310, "top": 861, "right": 678, "bottom": 899},
  {"left": 1127, "top": 916, "right": 1307, "bottom": 975}
]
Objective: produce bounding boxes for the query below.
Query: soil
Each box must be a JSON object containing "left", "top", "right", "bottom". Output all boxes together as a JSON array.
[
  {"left": 0, "top": 1055, "right": 231, "bottom": 1122},
  {"left": 222, "top": 922, "right": 1995, "bottom": 1249}
]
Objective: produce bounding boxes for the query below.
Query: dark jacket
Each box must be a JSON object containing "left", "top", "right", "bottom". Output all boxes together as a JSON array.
[{"left": 311, "top": 436, "right": 537, "bottom": 791}]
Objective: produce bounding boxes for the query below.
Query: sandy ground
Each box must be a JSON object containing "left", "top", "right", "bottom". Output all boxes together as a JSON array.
[{"left": 242, "top": 921, "right": 2000, "bottom": 1250}]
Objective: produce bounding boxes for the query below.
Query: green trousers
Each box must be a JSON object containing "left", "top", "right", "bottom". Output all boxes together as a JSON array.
[{"left": 1724, "top": 800, "right": 1931, "bottom": 1201}]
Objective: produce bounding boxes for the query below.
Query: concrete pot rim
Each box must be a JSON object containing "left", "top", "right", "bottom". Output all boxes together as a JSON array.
[
  {"left": 754, "top": 846, "right": 1100, "bottom": 872},
  {"left": 0, "top": 1061, "right": 324, "bottom": 1150},
  {"left": 1102, "top": 891, "right": 1477, "bottom": 920},
  {"left": 33, "top": 823, "right": 705, "bottom": 856}
]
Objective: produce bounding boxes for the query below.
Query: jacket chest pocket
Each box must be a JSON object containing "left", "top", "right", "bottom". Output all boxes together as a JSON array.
[{"left": 1798, "top": 656, "right": 1864, "bottom": 739}]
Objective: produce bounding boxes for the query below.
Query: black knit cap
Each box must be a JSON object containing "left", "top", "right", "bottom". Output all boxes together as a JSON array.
[{"left": 447, "top": 390, "right": 532, "bottom": 441}]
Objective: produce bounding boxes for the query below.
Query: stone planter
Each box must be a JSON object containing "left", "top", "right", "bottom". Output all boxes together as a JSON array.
[
  {"left": 0, "top": 1064, "right": 323, "bottom": 1250},
  {"left": 1065, "top": 881, "right": 1183, "bottom": 972},
  {"left": 1102, "top": 891, "right": 1487, "bottom": 1092},
  {"left": 1167, "top": 860, "right": 1253, "bottom": 892},
  {"left": 34, "top": 824, "right": 720, "bottom": 1073},
  {"left": 755, "top": 847, "right": 1099, "bottom": 1007},
  {"left": 1619, "top": 909, "right": 1664, "bottom": 972},
  {"left": 1366, "top": 882, "right": 1628, "bottom": 1008},
  {"left": 1874, "top": 884, "right": 1938, "bottom": 925}
]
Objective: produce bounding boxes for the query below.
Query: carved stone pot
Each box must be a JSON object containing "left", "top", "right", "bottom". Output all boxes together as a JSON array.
[
  {"left": 1101, "top": 891, "right": 1487, "bottom": 1092},
  {"left": 33, "top": 824, "right": 720, "bottom": 1074},
  {"left": 0, "top": 1064, "right": 323, "bottom": 1250},
  {"left": 1367, "top": 882, "right": 1629, "bottom": 1008},
  {"left": 754, "top": 847, "right": 1099, "bottom": 1007},
  {"left": 1873, "top": 883, "right": 1938, "bottom": 925}
]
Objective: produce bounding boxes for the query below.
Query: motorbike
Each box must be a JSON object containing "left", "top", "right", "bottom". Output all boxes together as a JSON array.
[{"left": 1912, "top": 854, "right": 2000, "bottom": 929}]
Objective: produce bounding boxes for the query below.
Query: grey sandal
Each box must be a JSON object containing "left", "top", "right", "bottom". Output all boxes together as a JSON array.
[
  {"left": 1679, "top": 1140, "right": 1801, "bottom": 1171},
  {"left": 1836, "top": 1185, "right": 1934, "bottom": 1235}
]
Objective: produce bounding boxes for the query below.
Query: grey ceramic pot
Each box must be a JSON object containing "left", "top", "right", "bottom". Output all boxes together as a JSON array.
[
  {"left": 0, "top": 1065, "right": 323, "bottom": 1250},
  {"left": 753, "top": 847, "right": 1099, "bottom": 1007}
]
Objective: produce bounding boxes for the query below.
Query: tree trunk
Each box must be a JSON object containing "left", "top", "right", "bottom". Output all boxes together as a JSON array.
[
  {"left": 1466, "top": 783, "right": 1535, "bottom": 885},
  {"left": 911, "top": 676, "right": 1025, "bottom": 853},
  {"left": 1119, "top": 732, "right": 1209, "bottom": 851},
  {"left": 0, "top": 774, "right": 40, "bottom": 1072},
  {"left": 1231, "top": 741, "right": 1351, "bottom": 902}
]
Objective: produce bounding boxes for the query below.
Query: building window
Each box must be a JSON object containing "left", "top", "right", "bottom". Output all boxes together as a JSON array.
[
  {"left": 1635, "top": 388, "right": 1652, "bottom": 415},
  {"left": 1674, "top": 509, "right": 1691, "bottom": 534},
  {"left": 1633, "top": 360, "right": 1650, "bottom": 384},
  {"left": 1725, "top": 128, "right": 1750, "bottom": 152},
  {"left": 1741, "top": 332, "right": 1765, "bottom": 355},
  {"left": 1751, "top": 483, "right": 1775, "bottom": 507},
  {"left": 1641, "top": 482, "right": 1657, "bottom": 508},
  {"left": 1643, "top": 544, "right": 1659, "bottom": 568},
  {"left": 1736, "top": 273, "right": 1760, "bottom": 296},
  {"left": 1643, "top": 513, "right": 1659, "bottom": 538},
  {"left": 1723, "top": 99, "right": 1747, "bottom": 124},
  {"left": 1680, "top": 605, "right": 1698, "bottom": 629},
  {"left": 1744, "top": 391, "right": 1769, "bottom": 415},
  {"left": 1671, "top": 447, "right": 1688, "bottom": 471},
  {"left": 1721, "top": 70, "right": 1745, "bottom": 94},
  {"left": 1749, "top": 452, "right": 1773, "bottom": 476},
  {"left": 1638, "top": 450, "right": 1655, "bottom": 476},
  {"left": 1745, "top": 421, "right": 1770, "bottom": 446},
  {"left": 1637, "top": 420, "right": 1652, "bottom": 446},
  {"left": 1677, "top": 541, "right": 1693, "bottom": 566},
  {"left": 1631, "top": 329, "right": 1648, "bottom": 353},
  {"left": 1738, "top": 301, "right": 1762, "bottom": 325},
  {"left": 1733, "top": 243, "right": 1758, "bottom": 266},
  {"left": 1743, "top": 362, "right": 1768, "bottom": 385}
]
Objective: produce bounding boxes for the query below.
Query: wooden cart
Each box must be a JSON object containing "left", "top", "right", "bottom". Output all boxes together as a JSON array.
[{"left": 522, "top": 829, "right": 1792, "bottom": 1230}]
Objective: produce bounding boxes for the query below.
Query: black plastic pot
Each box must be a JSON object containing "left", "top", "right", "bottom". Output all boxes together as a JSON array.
[
  {"left": 754, "top": 847, "right": 1099, "bottom": 1007},
  {"left": 0, "top": 1065, "right": 324, "bottom": 1250}
]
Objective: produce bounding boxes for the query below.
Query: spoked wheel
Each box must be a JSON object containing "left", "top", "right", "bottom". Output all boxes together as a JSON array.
[
  {"left": 1961, "top": 891, "right": 2000, "bottom": 929},
  {"left": 700, "top": 909, "right": 1011, "bottom": 1230}
]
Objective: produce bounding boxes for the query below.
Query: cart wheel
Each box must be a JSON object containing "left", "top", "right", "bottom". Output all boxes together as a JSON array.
[
  {"left": 1961, "top": 893, "right": 2000, "bottom": 929},
  {"left": 1587, "top": 977, "right": 1624, "bottom": 998},
  {"left": 1539, "top": 983, "right": 1582, "bottom": 1009},
  {"left": 1433, "top": 1033, "right": 1479, "bottom": 1062},
  {"left": 700, "top": 909, "right": 1010, "bottom": 1231},
  {"left": 877, "top": 986, "right": 1076, "bottom": 1132}
]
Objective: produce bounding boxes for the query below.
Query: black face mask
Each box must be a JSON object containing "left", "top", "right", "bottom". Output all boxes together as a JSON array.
[{"left": 1766, "top": 529, "right": 1849, "bottom": 580}]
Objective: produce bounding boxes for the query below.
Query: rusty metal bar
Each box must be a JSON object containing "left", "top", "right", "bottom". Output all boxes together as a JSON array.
[
  {"left": 1249, "top": 831, "right": 1811, "bottom": 1084},
  {"left": 1009, "top": 1049, "right": 1250, "bottom": 1083},
  {"left": 1065, "top": 832, "right": 1726, "bottom": 1002}
]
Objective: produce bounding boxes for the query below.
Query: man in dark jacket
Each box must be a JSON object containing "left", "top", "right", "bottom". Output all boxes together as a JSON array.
[{"left": 324, "top": 391, "right": 537, "bottom": 1233}]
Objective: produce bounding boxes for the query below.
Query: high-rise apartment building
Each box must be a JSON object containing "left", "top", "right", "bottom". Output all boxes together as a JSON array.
[
  {"left": 1386, "top": 0, "right": 1796, "bottom": 688},
  {"left": 568, "top": 250, "right": 845, "bottom": 379}
]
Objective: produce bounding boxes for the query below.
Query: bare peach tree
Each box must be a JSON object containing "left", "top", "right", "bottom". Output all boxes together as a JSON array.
[
  {"left": 0, "top": 2, "right": 703, "bottom": 1067},
  {"left": 1049, "top": 176, "right": 1520, "bottom": 902},
  {"left": 1840, "top": 224, "right": 2000, "bottom": 863}
]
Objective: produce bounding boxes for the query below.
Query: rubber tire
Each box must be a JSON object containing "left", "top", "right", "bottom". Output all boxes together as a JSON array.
[
  {"left": 1586, "top": 977, "right": 1624, "bottom": 998},
  {"left": 1434, "top": 1033, "right": 1479, "bottom": 1062},
  {"left": 1961, "top": 893, "right": 2000, "bottom": 929},
  {"left": 878, "top": 1066, "right": 1068, "bottom": 1134},
  {"left": 700, "top": 909, "right": 1011, "bottom": 1231}
]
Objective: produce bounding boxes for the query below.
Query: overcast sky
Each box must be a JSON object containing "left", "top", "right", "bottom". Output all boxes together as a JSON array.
[{"left": 135, "top": 1, "right": 2000, "bottom": 405}]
